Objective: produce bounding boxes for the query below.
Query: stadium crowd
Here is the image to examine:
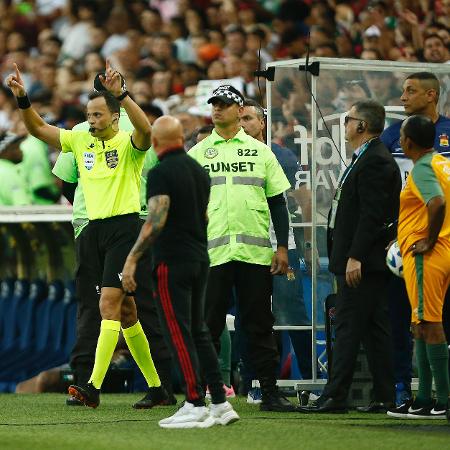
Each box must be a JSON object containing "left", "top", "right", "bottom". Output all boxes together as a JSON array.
[{"left": 0, "top": 0, "right": 449, "bottom": 205}]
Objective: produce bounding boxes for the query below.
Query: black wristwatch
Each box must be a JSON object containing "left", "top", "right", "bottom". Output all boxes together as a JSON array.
[{"left": 116, "top": 90, "right": 129, "bottom": 101}]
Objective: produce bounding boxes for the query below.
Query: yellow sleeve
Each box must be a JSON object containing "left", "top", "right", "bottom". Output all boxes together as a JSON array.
[{"left": 60, "top": 129, "right": 74, "bottom": 154}]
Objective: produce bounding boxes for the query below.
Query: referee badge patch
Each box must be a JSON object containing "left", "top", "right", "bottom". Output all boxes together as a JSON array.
[
  {"left": 205, "top": 148, "right": 218, "bottom": 159},
  {"left": 83, "top": 152, "right": 95, "bottom": 170},
  {"left": 105, "top": 149, "right": 119, "bottom": 168}
]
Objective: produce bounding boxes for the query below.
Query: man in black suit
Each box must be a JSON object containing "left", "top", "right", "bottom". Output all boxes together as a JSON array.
[{"left": 301, "top": 100, "right": 401, "bottom": 413}]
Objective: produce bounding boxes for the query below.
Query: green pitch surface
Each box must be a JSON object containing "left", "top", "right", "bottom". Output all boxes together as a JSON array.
[{"left": 1, "top": 394, "right": 449, "bottom": 450}]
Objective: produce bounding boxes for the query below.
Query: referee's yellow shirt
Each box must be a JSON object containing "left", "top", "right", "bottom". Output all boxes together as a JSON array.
[{"left": 60, "top": 129, "right": 145, "bottom": 220}]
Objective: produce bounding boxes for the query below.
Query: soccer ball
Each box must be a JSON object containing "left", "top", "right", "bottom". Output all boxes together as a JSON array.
[{"left": 386, "top": 241, "right": 403, "bottom": 278}]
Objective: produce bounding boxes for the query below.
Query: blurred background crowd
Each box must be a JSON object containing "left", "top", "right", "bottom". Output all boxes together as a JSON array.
[{"left": 0, "top": 0, "right": 449, "bottom": 205}]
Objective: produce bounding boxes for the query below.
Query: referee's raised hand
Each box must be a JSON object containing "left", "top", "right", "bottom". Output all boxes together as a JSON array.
[
  {"left": 6, "top": 63, "right": 26, "bottom": 97},
  {"left": 99, "top": 59, "right": 123, "bottom": 97}
]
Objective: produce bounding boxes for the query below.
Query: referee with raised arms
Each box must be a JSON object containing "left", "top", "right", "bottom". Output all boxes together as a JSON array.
[
  {"left": 6, "top": 61, "right": 165, "bottom": 408},
  {"left": 52, "top": 75, "right": 175, "bottom": 409}
]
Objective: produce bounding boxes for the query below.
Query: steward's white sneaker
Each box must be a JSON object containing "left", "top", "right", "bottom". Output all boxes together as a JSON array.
[
  {"left": 210, "top": 401, "right": 240, "bottom": 426},
  {"left": 158, "top": 402, "right": 215, "bottom": 429}
]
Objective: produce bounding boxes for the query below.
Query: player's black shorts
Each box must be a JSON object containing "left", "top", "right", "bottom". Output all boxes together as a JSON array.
[{"left": 77, "top": 213, "right": 141, "bottom": 289}]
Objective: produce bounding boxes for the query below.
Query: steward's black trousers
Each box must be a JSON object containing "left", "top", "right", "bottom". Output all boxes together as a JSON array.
[
  {"left": 152, "top": 261, "right": 225, "bottom": 404},
  {"left": 205, "top": 261, "right": 280, "bottom": 384},
  {"left": 70, "top": 220, "right": 171, "bottom": 384},
  {"left": 323, "top": 272, "right": 395, "bottom": 403}
]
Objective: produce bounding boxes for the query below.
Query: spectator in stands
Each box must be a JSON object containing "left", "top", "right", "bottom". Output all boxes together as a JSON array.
[
  {"left": 246, "top": 25, "right": 273, "bottom": 67},
  {"left": 151, "top": 70, "right": 174, "bottom": 114},
  {"left": 224, "top": 24, "right": 247, "bottom": 57},
  {"left": 360, "top": 48, "right": 383, "bottom": 60},
  {"left": 422, "top": 34, "right": 450, "bottom": 63},
  {"left": 59, "top": 1, "right": 96, "bottom": 61},
  {"left": 139, "top": 8, "right": 163, "bottom": 36},
  {"left": 314, "top": 42, "right": 339, "bottom": 58},
  {"left": 101, "top": 6, "right": 132, "bottom": 60},
  {"left": 207, "top": 59, "right": 226, "bottom": 80},
  {"left": 130, "top": 79, "right": 153, "bottom": 105}
]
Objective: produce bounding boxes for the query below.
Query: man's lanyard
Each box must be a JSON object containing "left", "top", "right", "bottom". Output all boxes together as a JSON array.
[{"left": 329, "top": 139, "right": 373, "bottom": 230}]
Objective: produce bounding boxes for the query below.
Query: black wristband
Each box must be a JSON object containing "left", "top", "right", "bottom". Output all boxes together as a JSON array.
[
  {"left": 17, "top": 95, "right": 31, "bottom": 109},
  {"left": 116, "top": 90, "right": 129, "bottom": 101}
]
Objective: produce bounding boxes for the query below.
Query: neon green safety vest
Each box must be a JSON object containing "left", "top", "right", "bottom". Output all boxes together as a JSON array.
[{"left": 189, "top": 128, "right": 290, "bottom": 267}]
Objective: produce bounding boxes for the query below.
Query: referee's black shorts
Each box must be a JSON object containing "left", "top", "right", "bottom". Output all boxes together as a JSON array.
[{"left": 77, "top": 213, "right": 141, "bottom": 289}]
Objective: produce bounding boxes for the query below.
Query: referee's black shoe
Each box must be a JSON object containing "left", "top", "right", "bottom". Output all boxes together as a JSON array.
[
  {"left": 68, "top": 382, "right": 100, "bottom": 408},
  {"left": 66, "top": 395, "right": 83, "bottom": 406},
  {"left": 260, "top": 387, "right": 296, "bottom": 412},
  {"left": 133, "top": 386, "right": 177, "bottom": 409}
]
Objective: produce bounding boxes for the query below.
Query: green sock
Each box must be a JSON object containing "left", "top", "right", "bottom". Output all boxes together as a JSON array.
[
  {"left": 415, "top": 339, "right": 433, "bottom": 405},
  {"left": 426, "top": 342, "right": 450, "bottom": 406},
  {"left": 122, "top": 321, "right": 161, "bottom": 387},
  {"left": 89, "top": 320, "right": 121, "bottom": 389},
  {"left": 219, "top": 327, "right": 231, "bottom": 387}
]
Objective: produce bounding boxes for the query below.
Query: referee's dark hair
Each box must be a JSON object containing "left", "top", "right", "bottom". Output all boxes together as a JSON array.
[
  {"left": 88, "top": 91, "right": 120, "bottom": 115},
  {"left": 405, "top": 72, "right": 440, "bottom": 100},
  {"left": 243, "top": 98, "right": 265, "bottom": 120},
  {"left": 402, "top": 114, "right": 436, "bottom": 149},
  {"left": 352, "top": 99, "right": 385, "bottom": 134}
]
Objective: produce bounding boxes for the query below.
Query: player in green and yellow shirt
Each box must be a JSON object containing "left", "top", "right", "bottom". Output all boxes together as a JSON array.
[
  {"left": 395, "top": 115, "right": 450, "bottom": 419},
  {"left": 7, "top": 61, "right": 166, "bottom": 408}
]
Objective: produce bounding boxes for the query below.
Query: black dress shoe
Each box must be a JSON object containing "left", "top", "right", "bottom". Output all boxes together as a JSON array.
[
  {"left": 260, "top": 389, "right": 296, "bottom": 412},
  {"left": 356, "top": 401, "right": 394, "bottom": 413},
  {"left": 297, "top": 397, "right": 348, "bottom": 413}
]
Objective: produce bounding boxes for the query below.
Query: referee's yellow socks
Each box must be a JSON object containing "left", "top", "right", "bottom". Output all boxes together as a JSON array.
[
  {"left": 122, "top": 321, "right": 161, "bottom": 387},
  {"left": 89, "top": 319, "right": 121, "bottom": 389}
]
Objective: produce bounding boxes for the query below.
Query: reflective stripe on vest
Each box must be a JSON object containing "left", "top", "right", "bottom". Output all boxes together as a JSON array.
[
  {"left": 208, "top": 234, "right": 272, "bottom": 249},
  {"left": 210, "top": 176, "right": 226, "bottom": 186},
  {"left": 232, "top": 176, "right": 265, "bottom": 187},
  {"left": 208, "top": 235, "right": 230, "bottom": 249},
  {"left": 236, "top": 234, "right": 272, "bottom": 248}
]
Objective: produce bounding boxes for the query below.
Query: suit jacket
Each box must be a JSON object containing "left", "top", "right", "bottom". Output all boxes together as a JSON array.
[{"left": 328, "top": 137, "right": 401, "bottom": 275}]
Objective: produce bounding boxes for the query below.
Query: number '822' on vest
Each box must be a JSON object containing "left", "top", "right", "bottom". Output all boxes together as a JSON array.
[{"left": 189, "top": 128, "right": 290, "bottom": 267}]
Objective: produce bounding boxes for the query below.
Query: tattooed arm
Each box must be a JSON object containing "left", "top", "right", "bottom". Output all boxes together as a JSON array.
[{"left": 121, "top": 195, "right": 170, "bottom": 293}]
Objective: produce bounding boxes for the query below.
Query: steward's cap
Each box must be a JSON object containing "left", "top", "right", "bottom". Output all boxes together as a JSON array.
[{"left": 207, "top": 85, "right": 244, "bottom": 107}]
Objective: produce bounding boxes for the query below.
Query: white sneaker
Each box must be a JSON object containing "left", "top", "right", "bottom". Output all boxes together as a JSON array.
[
  {"left": 210, "top": 401, "right": 240, "bottom": 426},
  {"left": 158, "top": 402, "right": 215, "bottom": 429}
]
